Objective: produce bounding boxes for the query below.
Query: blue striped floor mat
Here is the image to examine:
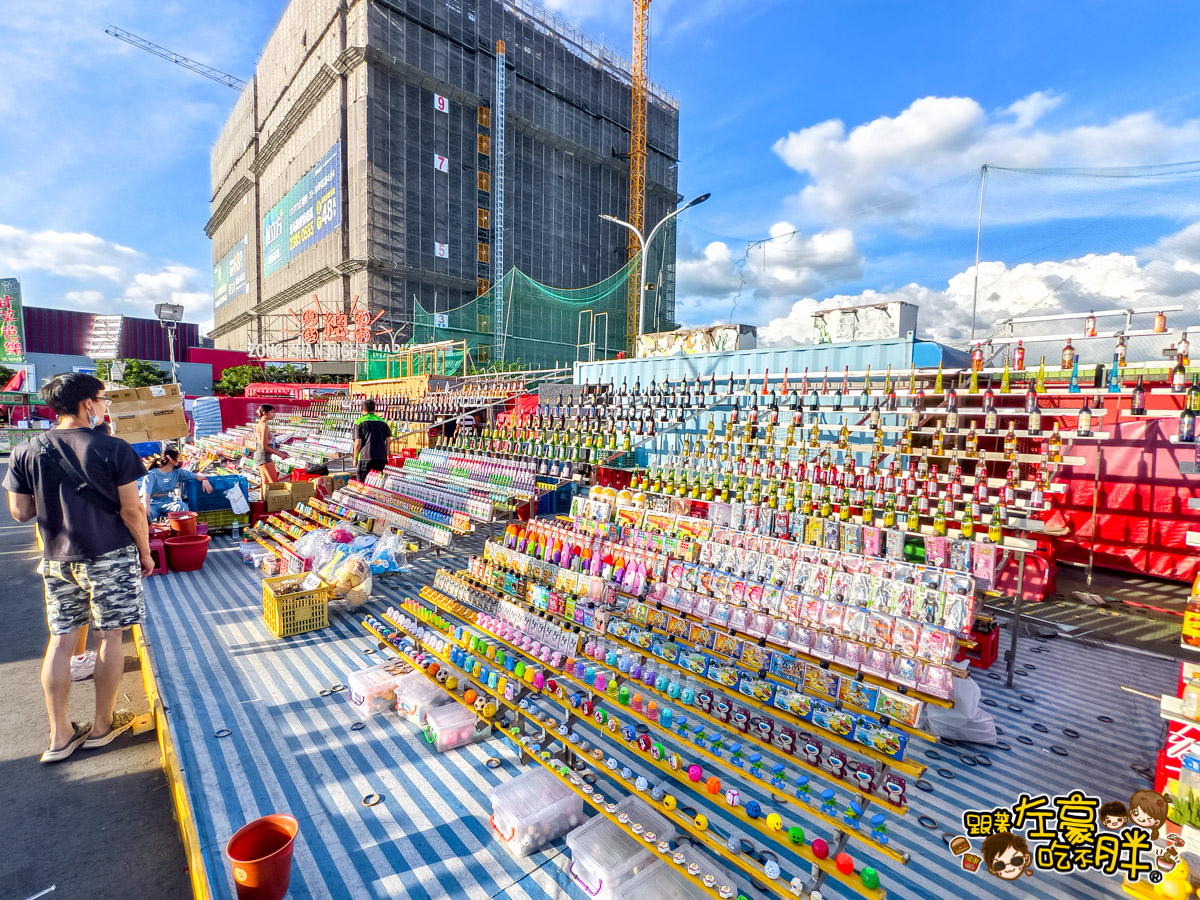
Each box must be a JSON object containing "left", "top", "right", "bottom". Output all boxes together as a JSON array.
[{"left": 142, "top": 536, "right": 1175, "bottom": 900}]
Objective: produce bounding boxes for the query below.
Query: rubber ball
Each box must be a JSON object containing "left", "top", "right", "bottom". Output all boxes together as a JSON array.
[
  {"left": 835, "top": 852, "right": 853, "bottom": 875},
  {"left": 687, "top": 765, "right": 702, "bottom": 782},
  {"left": 812, "top": 838, "right": 829, "bottom": 859},
  {"left": 787, "top": 826, "right": 805, "bottom": 845},
  {"left": 464, "top": 689, "right": 477, "bottom": 704},
  {"left": 705, "top": 776, "right": 722, "bottom": 794},
  {"left": 766, "top": 813, "right": 783, "bottom": 831},
  {"left": 860, "top": 868, "right": 879, "bottom": 890}
]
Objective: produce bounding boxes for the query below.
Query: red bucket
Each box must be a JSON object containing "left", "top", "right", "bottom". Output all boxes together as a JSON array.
[
  {"left": 225, "top": 813, "right": 299, "bottom": 900},
  {"left": 164, "top": 534, "right": 210, "bottom": 572},
  {"left": 168, "top": 511, "right": 198, "bottom": 536}
]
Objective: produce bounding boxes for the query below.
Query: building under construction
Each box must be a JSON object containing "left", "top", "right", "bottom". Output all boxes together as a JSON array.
[{"left": 207, "top": 0, "right": 680, "bottom": 370}]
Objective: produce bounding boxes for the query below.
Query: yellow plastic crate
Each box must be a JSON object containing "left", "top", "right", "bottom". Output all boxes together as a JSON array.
[{"left": 261, "top": 574, "right": 330, "bottom": 638}]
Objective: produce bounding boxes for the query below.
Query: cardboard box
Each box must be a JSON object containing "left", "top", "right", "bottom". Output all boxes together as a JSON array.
[
  {"left": 137, "top": 384, "right": 182, "bottom": 406},
  {"left": 264, "top": 483, "right": 292, "bottom": 512},
  {"left": 143, "top": 405, "right": 188, "bottom": 439},
  {"left": 106, "top": 387, "right": 141, "bottom": 407},
  {"left": 288, "top": 480, "right": 315, "bottom": 503}
]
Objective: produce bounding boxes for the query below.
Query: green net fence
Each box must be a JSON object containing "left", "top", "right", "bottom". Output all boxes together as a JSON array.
[
  {"left": 355, "top": 346, "right": 468, "bottom": 381},
  {"left": 407, "top": 257, "right": 640, "bottom": 370}
]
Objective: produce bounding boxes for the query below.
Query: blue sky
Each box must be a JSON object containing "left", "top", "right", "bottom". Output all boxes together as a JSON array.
[{"left": 4, "top": 0, "right": 1200, "bottom": 346}]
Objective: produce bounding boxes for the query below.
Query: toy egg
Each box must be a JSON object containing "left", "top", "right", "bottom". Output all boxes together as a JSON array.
[
  {"left": 631, "top": 823, "right": 643, "bottom": 835},
  {"left": 788, "top": 826, "right": 805, "bottom": 845},
  {"left": 663, "top": 794, "right": 677, "bottom": 810},
  {"left": 658, "top": 840, "right": 670, "bottom": 854},
  {"left": 688, "top": 862, "right": 701, "bottom": 876},
  {"left": 606, "top": 757, "right": 618, "bottom": 770},
  {"left": 812, "top": 838, "right": 829, "bottom": 859},
  {"left": 635, "top": 776, "right": 649, "bottom": 792},
  {"left": 764, "top": 859, "right": 781, "bottom": 879},
  {"left": 766, "top": 813, "right": 783, "bottom": 832},
  {"left": 703, "top": 874, "right": 716, "bottom": 888},
  {"left": 651, "top": 784, "right": 666, "bottom": 801},
  {"left": 673, "top": 851, "right": 686, "bottom": 865},
  {"left": 836, "top": 853, "right": 853, "bottom": 875},
  {"left": 620, "top": 767, "right": 633, "bottom": 780},
  {"left": 725, "top": 789, "right": 741, "bottom": 807},
  {"left": 860, "top": 868, "right": 880, "bottom": 890},
  {"left": 706, "top": 776, "right": 722, "bottom": 795},
  {"left": 719, "top": 887, "right": 733, "bottom": 899}
]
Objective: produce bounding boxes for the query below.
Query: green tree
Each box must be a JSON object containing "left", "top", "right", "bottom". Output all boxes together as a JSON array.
[
  {"left": 0, "top": 364, "right": 15, "bottom": 385},
  {"left": 212, "top": 364, "right": 268, "bottom": 396},
  {"left": 94, "top": 358, "right": 170, "bottom": 387}
]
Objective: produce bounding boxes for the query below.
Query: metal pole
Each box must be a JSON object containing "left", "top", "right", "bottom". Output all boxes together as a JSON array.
[
  {"left": 1087, "top": 444, "right": 1102, "bottom": 587},
  {"left": 969, "top": 164, "right": 988, "bottom": 343},
  {"left": 167, "top": 323, "right": 178, "bottom": 383},
  {"left": 1005, "top": 550, "right": 1026, "bottom": 689}
]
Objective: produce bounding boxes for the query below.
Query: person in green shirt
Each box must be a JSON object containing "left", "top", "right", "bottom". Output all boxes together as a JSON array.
[{"left": 353, "top": 399, "right": 392, "bottom": 482}]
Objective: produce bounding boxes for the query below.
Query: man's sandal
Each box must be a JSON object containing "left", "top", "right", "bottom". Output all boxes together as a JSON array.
[
  {"left": 41, "top": 722, "right": 91, "bottom": 763},
  {"left": 83, "top": 710, "right": 136, "bottom": 749}
]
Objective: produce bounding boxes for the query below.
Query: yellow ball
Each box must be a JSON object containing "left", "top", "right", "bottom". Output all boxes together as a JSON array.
[{"left": 766, "top": 813, "right": 783, "bottom": 832}]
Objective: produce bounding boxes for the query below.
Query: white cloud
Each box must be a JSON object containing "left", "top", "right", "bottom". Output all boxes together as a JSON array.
[
  {"left": 0, "top": 222, "right": 212, "bottom": 333},
  {"left": 772, "top": 92, "right": 1200, "bottom": 223},
  {"left": 674, "top": 222, "right": 863, "bottom": 324},
  {"left": 756, "top": 224, "right": 1200, "bottom": 348}
]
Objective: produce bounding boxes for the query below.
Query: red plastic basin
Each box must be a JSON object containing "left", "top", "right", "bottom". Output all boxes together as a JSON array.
[{"left": 164, "top": 534, "right": 210, "bottom": 572}]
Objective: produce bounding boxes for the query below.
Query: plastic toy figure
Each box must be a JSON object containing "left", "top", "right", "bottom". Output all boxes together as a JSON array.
[
  {"left": 770, "top": 763, "right": 787, "bottom": 789},
  {"left": 820, "top": 788, "right": 838, "bottom": 816},
  {"left": 729, "top": 744, "right": 744, "bottom": 768},
  {"left": 796, "top": 774, "right": 811, "bottom": 802},
  {"left": 870, "top": 813, "right": 889, "bottom": 844}
]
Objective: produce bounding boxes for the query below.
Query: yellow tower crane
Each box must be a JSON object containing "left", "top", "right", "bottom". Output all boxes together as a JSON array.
[{"left": 626, "top": 0, "right": 651, "bottom": 356}]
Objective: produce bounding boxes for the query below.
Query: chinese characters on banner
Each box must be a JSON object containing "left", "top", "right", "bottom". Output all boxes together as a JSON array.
[
  {"left": 247, "top": 297, "right": 385, "bottom": 361},
  {"left": 954, "top": 790, "right": 1175, "bottom": 886},
  {"left": 0, "top": 278, "right": 27, "bottom": 365}
]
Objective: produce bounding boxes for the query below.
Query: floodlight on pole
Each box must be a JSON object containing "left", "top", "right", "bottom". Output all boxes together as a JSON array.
[
  {"left": 154, "top": 302, "right": 185, "bottom": 383},
  {"left": 600, "top": 193, "right": 710, "bottom": 354}
]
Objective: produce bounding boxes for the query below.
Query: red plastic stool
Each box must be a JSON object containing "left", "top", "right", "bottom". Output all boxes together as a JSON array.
[
  {"left": 148, "top": 539, "right": 169, "bottom": 576},
  {"left": 955, "top": 622, "right": 999, "bottom": 669}
]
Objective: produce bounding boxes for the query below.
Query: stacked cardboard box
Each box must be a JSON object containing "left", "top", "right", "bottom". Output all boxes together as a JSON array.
[
  {"left": 106, "top": 384, "right": 189, "bottom": 444},
  {"left": 262, "top": 480, "right": 316, "bottom": 512}
]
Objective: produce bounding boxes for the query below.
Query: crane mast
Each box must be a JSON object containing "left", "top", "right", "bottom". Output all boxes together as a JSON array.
[{"left": 626, "top": 0, "right": 650, "bottom": 355}]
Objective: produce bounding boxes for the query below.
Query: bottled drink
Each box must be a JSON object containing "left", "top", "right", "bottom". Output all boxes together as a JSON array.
[
  {"left": 1131, "top": 375, "right": 1147, "bottom": 416},
  {"left": 1035, "top": 356, "right": 1046, "bottom": 392},
  {"left": 1084, "top": 311, "right": 1097, "bottom": 337},
  {"left": 965, "top": 421, "right": 979, "bottom": 457},
  {"left": 1013, "top": 340, "right": 1025, "bottom": 371},
  {"left": 1077, "top": 401, "right": 1093, "bottom": 437},
  {"left": 1048, "top": 426, "right": 1064, "bottom": 462},
  {"left": 1173, "top": 355, "right": 1188, "bottom": 393},
  {"left": 1180, "top": 332, "right": 1191, "bottom": 366},
  {"left": 1184, "top": 573, "right": 1200, "bottom": 648},
  {"left": 1188, "top": 374, "right": 1200, "bottom": 413},
  {"left": 971, "top": 342, "right": 984, "bottom": 372},
  {"left": 1154, "top": 311, "right": 1167, "bottom": 334},
  {"left": 1061, "top": 338, "right": 1076, "bottom": 370},
  {"left": 1180, "top": 406, "right": 1197, "bottom": 444}
]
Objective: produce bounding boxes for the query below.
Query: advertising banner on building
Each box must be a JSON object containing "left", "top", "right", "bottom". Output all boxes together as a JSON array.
[
  {"left": 213, "top": 237, "right": 248, "bottom": 309},
  {"left": 0, "top": 278, "right": 27, "bottom": 365},
  {"left": 262, "top": 144, "right": 341, "bottom": 277}
]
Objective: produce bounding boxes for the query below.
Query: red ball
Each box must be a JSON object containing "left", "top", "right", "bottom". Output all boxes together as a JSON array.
[
  {"left": 836, "top": 852, "right": 853, "bottom": 874},
  {"left": 811, "top": 838, "right": 829, "bottom": 859}
]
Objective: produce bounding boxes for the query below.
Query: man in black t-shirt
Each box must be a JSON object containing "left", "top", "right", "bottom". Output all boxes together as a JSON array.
[
  {"left": 4, "top": 373, "right": 153, "bottom": 763},
  {"left": 352, "top": 398, "right": 392, "bottom": 482}
]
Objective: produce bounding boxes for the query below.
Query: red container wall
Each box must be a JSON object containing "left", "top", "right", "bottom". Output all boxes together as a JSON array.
[
  {"left": 189, "top": 348, "right": 257, "bottom": 383},
  {"left": 22, "top": 307, "right": 201, "bottom": 364}
]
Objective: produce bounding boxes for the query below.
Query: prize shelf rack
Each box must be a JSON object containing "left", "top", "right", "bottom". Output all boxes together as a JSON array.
[
  {"left": 590, "top": 363, "right": 1189, "bottom": 686},
  {"left": 361, "top": 555, "right": 903, "bottom": 900}
]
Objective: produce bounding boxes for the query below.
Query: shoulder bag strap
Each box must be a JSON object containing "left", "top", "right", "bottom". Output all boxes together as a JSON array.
[{"left": 33, "top": 433, "right": 122, "bottom": 515}]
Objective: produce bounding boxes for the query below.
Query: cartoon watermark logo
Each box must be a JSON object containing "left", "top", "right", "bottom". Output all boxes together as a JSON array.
[{"left": 951, "top": 791, "right": 1174, "bottom": 883}]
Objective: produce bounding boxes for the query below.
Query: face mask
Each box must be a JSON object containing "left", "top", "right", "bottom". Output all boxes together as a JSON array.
[{"left": 87, "top": 400, "right": 103, "bottom": 427}]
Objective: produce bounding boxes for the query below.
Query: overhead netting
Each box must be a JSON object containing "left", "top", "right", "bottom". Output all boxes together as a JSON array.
[{"left": 407, "top": 258, "right": 639, "bottom": 370}]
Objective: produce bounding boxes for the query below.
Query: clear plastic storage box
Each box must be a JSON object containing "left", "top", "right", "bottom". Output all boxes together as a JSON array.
[
  {"left": 488, "top": 767, "right": 586, "bottom": 858},
  {"left": 614, "top": 850, "right": 738, "bottom": 900},
  {"left": 393, "top": 671, "right": 451, "bottom": 725},
  {"left": 423, "top": 702, "right": 488, "bottom": 752},
  {"left": 566, "top": 796, "right": 676, "bottom": 900},
  {"left": 346, "top": 662, "right": 409, "bottom": 717}
]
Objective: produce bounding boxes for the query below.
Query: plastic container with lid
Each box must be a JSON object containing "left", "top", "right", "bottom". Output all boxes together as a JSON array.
[
  {"left": 615, "top": 849, "right": 737, "bottom": 900},
  {"left": 423, "top": 702, "right": 489, "bottom": 752},
  {"left": 566, "top": 796, "right": 675, "bottom": 900},
  {"left": 393, "top": 671, "right": 451, "bottom": 725},
  {"left": 346, "top": 662, "right": 409, "bottom": 717},
  {"left": 488, "top": 767, "right": 585, "bottom": 858}
]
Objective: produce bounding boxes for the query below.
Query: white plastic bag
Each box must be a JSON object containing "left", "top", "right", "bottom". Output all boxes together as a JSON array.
[
  {"left": 225, "top": 484, "right": 250, "bottom": 515},
  {"left": 920, "top": 664, "right": 997, "bottom": 744}
]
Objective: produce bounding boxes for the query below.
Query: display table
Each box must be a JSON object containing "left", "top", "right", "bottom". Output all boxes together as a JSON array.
[{"left": 139, "top": 537, "right": 1175, "bottom": 900}]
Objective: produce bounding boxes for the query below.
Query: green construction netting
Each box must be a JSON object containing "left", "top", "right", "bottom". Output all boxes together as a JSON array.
[
  {"left": 355, "top": 346, "right": 466, "bottom": 381},
  {"left": 408, "top": 258, "right": 641, "bottom": 370}
]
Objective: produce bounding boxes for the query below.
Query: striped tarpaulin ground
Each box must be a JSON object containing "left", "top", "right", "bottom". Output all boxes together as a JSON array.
[{"left": 142, "top": 536, "right": 1175, "bottom": 900}]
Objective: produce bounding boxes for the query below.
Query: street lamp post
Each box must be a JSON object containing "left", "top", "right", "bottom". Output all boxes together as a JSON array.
[{"left": 600, "top": 192, "right": 710, "bottom": 354}]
